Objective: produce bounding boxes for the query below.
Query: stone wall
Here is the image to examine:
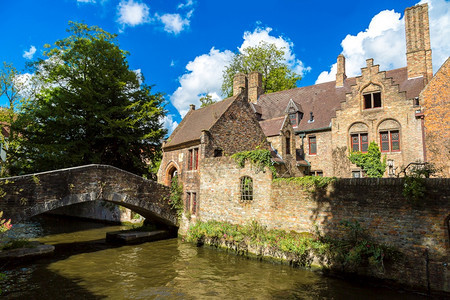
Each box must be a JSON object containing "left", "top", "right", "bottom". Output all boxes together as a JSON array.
[
  {"left": 194, "top": 157, "right": 450, "bottom": 292},
  {"left": 49, "top": 201, "right": 144, "bottom": 223}
]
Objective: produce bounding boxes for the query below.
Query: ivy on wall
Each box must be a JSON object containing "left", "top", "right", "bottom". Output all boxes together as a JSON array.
[
  {"left": 231, "top": 149, "right": 277, "bottom": 177},
  {"left": 348, "top": 142, "right": 386, "bottom": 178}
]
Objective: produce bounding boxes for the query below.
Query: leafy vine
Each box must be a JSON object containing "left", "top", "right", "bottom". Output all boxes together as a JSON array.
[{"left": 231, "top": 149, "right": 277, "bottom": 177}]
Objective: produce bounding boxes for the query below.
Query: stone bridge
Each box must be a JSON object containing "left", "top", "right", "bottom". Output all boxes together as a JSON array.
[{"left": 0, "top": 165, "right": 177, "bottom": 227}]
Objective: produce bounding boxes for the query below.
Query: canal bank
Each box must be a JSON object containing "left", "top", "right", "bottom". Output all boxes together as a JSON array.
[{"left": 0, "top": 215, "right": 429, "bottom": 299}]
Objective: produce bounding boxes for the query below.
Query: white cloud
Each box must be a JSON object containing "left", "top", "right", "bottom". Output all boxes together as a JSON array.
[
  {"left": 77, "top": 0, "right": 96, "bottom": 3},
  {"left": 316, "top": 0, "right": 450, "bottom": 84},
  {"left": 170, "top": 60, "right": 175, "bottom": 67},
  {"left": 170, "top": 48, "right": 234, "bottom": 117},
  {"left": 23, "top": 45, "right": 36, "bottom": 60},
  {"left": 240, "top": 27, "right": 311, "bottom": 76},
  {"left": 157, "top": 13, "right": 190, "bottom": 35},
  {"left": 169, "top": 27, "right": 309, "bottom": 117},
  {"left": 162, "top": 114, "right": 179, "bottom": 136},
  {"left": 177, "top": 0, "right": 194, "bottom": 9},
  {"left": 117, "top": 0, "right": 150, "bottom": 28},
  {"left": 421, "top": 0, "right": 450, "bottom": 71}
]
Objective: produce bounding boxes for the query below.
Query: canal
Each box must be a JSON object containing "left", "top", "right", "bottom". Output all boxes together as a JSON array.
[{"left": 1, "top": 215, "right": 426, "bottom": 299}]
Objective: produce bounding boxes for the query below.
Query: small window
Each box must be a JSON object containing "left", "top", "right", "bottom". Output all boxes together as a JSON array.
[
  {"left": 352, "top": 171, "right": 363, "bottom": 178},
  {"left": 309, "top": 136, "right": 317, "bottom": 155},
  {"left": 289, "top": 113, "right": 297, "bottom": 126},
  {"left": 363, "top": 92, "right": 382, "bottom": 109},
  {"left": 185, "top": 192, "right": 191, "bottom": 213},
  {"left": 286, "top": 136, "right": 291, "bottom": 155},
  {"left": 188, "top": 148, "right": 199, "bottom": 170},
  {"left": 191, "top": 192, "right": 197, "bottom": 215},
  {"left": 310, "top": 170, "right": 323, "bottom": 177},
  {"left": 240, "top": 176, "right": 253, "bottom": 201},
  {"left": 194, "top": 148, "right": 199, "bottom": 170},
  {"left": 351, "top": 133, "right": 368, "bottom": 153},
  {"left": 214, "top": 149, "right": 223, "bottom": 157},
  {"left": 380, "top": 130, "right": 400, "bottom": 153},
  {"left": 188, "top": 149, "right": 193, "bottom": 170}
]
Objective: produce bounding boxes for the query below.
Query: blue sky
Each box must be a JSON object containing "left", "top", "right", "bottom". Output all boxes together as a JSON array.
[{"left": 1, "top": 0, "right": 449, "bottom": 134}]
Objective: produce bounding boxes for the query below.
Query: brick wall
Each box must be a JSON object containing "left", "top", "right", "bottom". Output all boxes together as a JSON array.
[
  {"left": 421, "top": 58, "right": 450, "bottom": 177},
  {"left": 331, "top": 59, "right": 425, "bottom": 177},
  {"left": 195, "top": 157, "right": 450, "bottom": 292},
  {"left": 205, "top": 96, "right": 269, "bottom": 157}
]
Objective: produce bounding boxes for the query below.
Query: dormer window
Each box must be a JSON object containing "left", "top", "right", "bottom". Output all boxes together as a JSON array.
[
  {"left": 363, "top": 92, "right": 382, "bottom": 109},
  {"left": 289, "top": 113, "right": 298, "bottom": 126}
]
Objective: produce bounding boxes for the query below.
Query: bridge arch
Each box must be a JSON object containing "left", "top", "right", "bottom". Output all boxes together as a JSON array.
[{"left": 0, "top": 165, "right": 177, "bottom": 228}]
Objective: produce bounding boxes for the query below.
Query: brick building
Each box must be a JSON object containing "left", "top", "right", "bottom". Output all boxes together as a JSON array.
[{"left": 158, "top": 3, "right": 449, "bottom": 201}]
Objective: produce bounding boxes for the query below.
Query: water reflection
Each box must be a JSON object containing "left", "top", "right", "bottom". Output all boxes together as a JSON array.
[{"left": 1, "top": 215, "right": 426, "bottom": 299}]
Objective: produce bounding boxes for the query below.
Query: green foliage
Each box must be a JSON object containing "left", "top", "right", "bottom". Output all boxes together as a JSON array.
[
  {"left": 0, "top": 211, "right": 12, "bottom": 234},
  {"left": 348, "top": 142, "right": 386, "bottom": 178},
  {"left": 273, "top": 176, "right": 336, "bottom": 191},
  {"left": 186, "top": 220, "right": 327, "bottom": 259},
  {"left": 169, "top": 176, "right": 184, "bottom": 219},
  {"left": 199, "top": 93, "right": 216, "bottom": 108},
  {"left": 186, "top": 219, "right": 398, "bottom": 272},
  {"left": 326, "top": 219, "right": 397, "bottom": 272},
  {"left": 9, "top": 22, "right": 167, "bottom": 176},
  {"left": 231, "top": 149, "right": 277, "bottom": 177},
  {"left": 221, "top": 41, "right": 301, "bottom": 97},
  {"left": 0, "top": 62, "right": 28, "bottom": 177}
]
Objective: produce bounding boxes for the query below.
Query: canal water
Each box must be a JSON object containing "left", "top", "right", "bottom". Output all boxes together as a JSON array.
[{"left": 1, "top": 215, "right": 426, "bottom": 299}]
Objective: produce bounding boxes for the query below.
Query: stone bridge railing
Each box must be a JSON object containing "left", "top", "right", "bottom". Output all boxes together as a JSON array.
[{"left": 0, "top": 165, "right": 176, "bottom": 227}]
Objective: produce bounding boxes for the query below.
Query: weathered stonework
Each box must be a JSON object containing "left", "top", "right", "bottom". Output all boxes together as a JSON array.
[
  {"left": 331, "top": 59, "right": 425, "bottom": 176},
  {"left": 185, "top": 158, "right": 450, "bottom": 293},
  {"left": 0, "top": 165, "right": 175, "bottom": 227}
]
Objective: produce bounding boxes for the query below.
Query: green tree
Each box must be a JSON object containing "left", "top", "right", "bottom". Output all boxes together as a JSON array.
[
  {"left": 221, "top": 41, "right": 301, "bottom": 97},
  {"left": 0, "top": 63, "right": 28, "bottom": 177},
  {"left": 199, "top": 93, "right": 216, "bottom": 108},
  {"left": 348, "top": 142, "right": 386, "bottom": 178},
  {"left": 10, "top": 22, "right": 167, "bottom": 176}
]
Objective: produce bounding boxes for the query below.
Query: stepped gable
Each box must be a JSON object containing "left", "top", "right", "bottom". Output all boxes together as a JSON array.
[
  {"left": 257, "top": 67, "right": 424, "bottom": 132},
  {"left": 164, "top": 96, "right": 237, "bottom": 148},
  {"left": 259, "top": 116, "right": 286, "bottom": 137}
]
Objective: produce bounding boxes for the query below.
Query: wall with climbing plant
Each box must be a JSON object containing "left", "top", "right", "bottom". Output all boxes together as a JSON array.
[{"left": 191, "top": 156, "right": 450, "bottom": 293}]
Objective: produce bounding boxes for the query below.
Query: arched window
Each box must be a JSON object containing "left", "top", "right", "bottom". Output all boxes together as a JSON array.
[
  {"left": 240, "top": 176, "right": 253, "bottom": 201},
  {"left": 349, "top": 122, "right": 369, "bottom": 153},
  {"left": 378, "top": 119, "right": 401, "bottom": 153}
]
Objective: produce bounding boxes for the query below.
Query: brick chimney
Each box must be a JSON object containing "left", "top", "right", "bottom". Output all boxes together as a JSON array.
[
  {"left": 233, "top": 73, "right": 248, "bottom": 97},
  {"left": 248, "top": 71, "right": 263, "bottom": 103},
  {"left": 405, "top": 3, "right": 432, "bottom": 83},
  {"left": 336, "top": 54, "right": 347, "bottom": 87}
]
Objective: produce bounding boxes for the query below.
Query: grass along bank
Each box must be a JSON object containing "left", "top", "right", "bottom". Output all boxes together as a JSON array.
[{"left": 186, "top": 220, "right": 399, "bottom": 273}]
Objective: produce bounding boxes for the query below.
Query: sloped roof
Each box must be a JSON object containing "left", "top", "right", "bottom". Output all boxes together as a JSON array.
[
  {"left": 164, "top": 96, "right": 237, "bottom": 148},
  {"left": 259, "top": 116, "right": 286, "bottom": 137},
  {"left": 257, "top": 67, "right": 424, "bottom": 132}
]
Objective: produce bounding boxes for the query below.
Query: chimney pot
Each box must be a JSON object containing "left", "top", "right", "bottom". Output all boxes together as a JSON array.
[{"left": 190, "top": 104, "right": 195, "bottom": 111}]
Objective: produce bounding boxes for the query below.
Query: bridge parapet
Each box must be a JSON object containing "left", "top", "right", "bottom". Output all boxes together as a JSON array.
[{"left": 0, "top": 165, "right": 176, "bottom": 227}]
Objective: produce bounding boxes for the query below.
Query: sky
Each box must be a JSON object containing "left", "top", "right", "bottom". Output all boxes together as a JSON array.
[{"left": 1, "top": 0, "right": 449, "bottom": 135}]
